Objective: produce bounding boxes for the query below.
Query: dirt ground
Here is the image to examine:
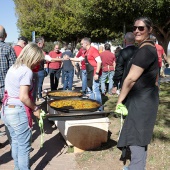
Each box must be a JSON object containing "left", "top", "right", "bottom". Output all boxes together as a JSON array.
[
  {"left": 75, "top": 116, "right": 170, "bottom": 170},
  {"left": 74, "top": 96, "right": 170, "bottom": 170}
]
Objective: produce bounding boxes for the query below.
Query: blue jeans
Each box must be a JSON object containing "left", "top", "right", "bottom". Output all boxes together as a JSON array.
[
  {"left": 87, "top": 79, "right": 103, "bottom": 111},
  {"left": 81, "top": 69, "right": 87, "bottom": 94},
  {"left": 63, "top": 70, "right": 74, "bottom": 90},
  {"left": 1, "top": 106, "right": 31, "bottom": 170},
  {"left": 45, "top": 68, "right": 49, "bottom": 75},
  {"left": 38, "top": 70, "right": 45, "bottom": 98},
  {"left": 61, "top": 68, "right": 64, "bottom": 84},
  {"left": 100, "top": 71, "right": 114, "bottom": 94}
]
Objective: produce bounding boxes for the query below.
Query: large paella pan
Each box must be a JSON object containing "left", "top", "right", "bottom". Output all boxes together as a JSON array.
[
  {"left": 48, "top": 97, "right": 101, "bottom": 113},
  {"left": 47, "top": 90, "right": 83, "bottom": 99}
]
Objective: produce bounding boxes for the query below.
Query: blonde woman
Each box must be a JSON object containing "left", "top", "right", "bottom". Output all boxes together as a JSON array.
[{"left": 1, "top": 43, "right": 44, "bottom": 170}]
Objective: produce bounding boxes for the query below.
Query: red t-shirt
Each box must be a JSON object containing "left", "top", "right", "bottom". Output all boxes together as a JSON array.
[
  {"left": 76, "top": 48, "right": 86, "bottom": 70},
  {"left": 85, "top": 46, "right": 101, "bottom": 75},
  {"left": 32, "top": 65, "right": 40, "bottom": 72},
  {"left": 155, "top": 44, "right": 164, "bottom": 67},
  {"left": 48, "top": 51, "right": 62, "bottom": 69},
  {"left": 32, "top": 51, "right": 46, "bottom": 73},
  {"left": 13, "top": 45, "right": 23, "bottom": 57},
  {"left": 100, "top": 50, "right": 116, "bottom": 72}
]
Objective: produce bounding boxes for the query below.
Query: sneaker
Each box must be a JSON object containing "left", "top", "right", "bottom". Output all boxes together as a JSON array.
[
  {"left": 123, "top": 166, "right": 128, "bottom": 170},
  {"left": 42, "top": 89, "right": 48, "bottom": 94},
  {"left": 0, "top": 131, "right": 6, "bottom": 137},
  {"left": 82, "top": 94, "right": 89, "bottom": 99},
  {"left": 38, "top": 98, "right": 45, "bottom": 102}
]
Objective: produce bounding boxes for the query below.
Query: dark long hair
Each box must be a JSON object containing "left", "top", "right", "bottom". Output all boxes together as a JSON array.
[{"left": 134, "top": 17, "right": 153, "bottom": 30}]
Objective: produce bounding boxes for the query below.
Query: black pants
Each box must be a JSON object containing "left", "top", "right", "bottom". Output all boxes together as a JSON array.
[{"left": 49, "top": 68, "right": 61, "bottom": 91}]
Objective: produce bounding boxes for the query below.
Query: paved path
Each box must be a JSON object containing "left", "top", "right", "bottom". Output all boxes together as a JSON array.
[{"left": 0, "top": 75, "right": 82, "bottom": 170}]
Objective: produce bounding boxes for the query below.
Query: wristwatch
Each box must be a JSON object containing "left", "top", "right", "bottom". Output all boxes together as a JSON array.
[{"left": 95, "top": 72, "right": 99, "bottom": 75}]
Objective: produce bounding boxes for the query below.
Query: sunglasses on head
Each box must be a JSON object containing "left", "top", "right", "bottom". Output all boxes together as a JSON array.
[{"left": 133, "top": 26, "right": 145, "bottom": 31}]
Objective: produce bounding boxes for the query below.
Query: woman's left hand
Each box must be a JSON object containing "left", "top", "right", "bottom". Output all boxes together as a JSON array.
[{"left": 33, "top": 109, "right": 41, "bottom": 119}]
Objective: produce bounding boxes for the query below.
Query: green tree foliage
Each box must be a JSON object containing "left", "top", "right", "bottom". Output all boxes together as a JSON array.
[
  {"left": 13, "top": 0, "right": 170, "bottom": 52},
  {"left": 43, "top": 42, "right": 55, "bottom": 53},
  {"left": 110, "top": 0, "right": 170, "bottom": 53}
]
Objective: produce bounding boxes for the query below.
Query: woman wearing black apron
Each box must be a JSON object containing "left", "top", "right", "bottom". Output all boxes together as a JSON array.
[{"left": 117, "top": 17, "right": 159, "bottom": 170}]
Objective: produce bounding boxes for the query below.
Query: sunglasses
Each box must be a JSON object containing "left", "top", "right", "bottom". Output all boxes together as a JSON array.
[{"left": 133, "top": 26, "right": 145, "bottom": 31}]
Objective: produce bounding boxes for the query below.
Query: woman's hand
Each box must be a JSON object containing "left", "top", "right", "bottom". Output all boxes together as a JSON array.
[
  {"left": 116, "top": 102, "right": 122, "bottom": 107},
  {"left": 33, "top": 109, "right": 41, "bottom": 119}
]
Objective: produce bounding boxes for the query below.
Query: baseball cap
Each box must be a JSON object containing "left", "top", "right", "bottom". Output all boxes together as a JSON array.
[{"left": 18, "top": 36, "right": 28, "bottom": 44}]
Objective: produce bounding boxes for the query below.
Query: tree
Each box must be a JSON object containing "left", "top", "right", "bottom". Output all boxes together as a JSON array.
[
  {"left": 13, "top": 0, "right": 170, "bottom": 52},
  {"left": 13, "top": 0, "right": 120, "bottom": 43},
  {"left": 108, "top": 0, "right": 170, "bottom": 54}
]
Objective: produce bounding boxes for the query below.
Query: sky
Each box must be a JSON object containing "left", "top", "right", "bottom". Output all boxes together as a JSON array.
[
  {"left": 0, "top": 0, "right": 170, "bottom": 53},
  {"left": 0, "top": 0, "right": 18, "bottom": 43}
]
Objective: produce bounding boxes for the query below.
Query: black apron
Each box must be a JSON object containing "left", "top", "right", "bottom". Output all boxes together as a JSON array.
[
  {"left": 117, "top": 41, "right": 159, "bottom": 154},
  {"left": 85, "top": 55, "right": 94, "bottom": 89}
]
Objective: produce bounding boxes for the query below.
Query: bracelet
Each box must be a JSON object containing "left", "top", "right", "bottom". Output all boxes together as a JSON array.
[{"left": 33, "top": 106, "right": 40, "bottom": 112}]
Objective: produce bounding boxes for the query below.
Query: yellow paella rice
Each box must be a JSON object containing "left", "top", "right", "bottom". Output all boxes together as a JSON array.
[
  {"left": 50, "top": 99, "right": 100, "bottom": 109},
  {"left": 48, "top": 91, "right": 82, "bottom": 97}
]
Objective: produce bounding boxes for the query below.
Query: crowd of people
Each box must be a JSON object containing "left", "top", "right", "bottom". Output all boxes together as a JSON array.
[{"left": 0, "top": 16, "right": 169, "bottom": 170}]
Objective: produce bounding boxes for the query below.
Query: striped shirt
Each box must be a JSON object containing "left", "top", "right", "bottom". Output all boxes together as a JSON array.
[{"left": 0, "top": 41, "right": 16, "bottom": 101}]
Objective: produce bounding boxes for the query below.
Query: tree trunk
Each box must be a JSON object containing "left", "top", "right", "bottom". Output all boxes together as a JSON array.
[
  {"left": 160, "top": 40, "right": 169, "bottom": 56},
  {"left": 153, "top": 26, "right": 170, "bottom": 55}
]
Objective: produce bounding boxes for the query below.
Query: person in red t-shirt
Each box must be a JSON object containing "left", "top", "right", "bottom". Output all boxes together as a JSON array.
[
  {"left": 100, "top": 43, "right": 116, "bottom": 95},
  {"left": 70, "top": 38, "right": 103, "bottom": 111},
  {"left": 48, "top": 44, "right": 63, "bottom": 90},
  {"left": 75, "top": 47, "right": 87, "bottom": 94},
  {"left": 13, "top": 36, "right": 28, "bottom": 57},
  {"left": 151, "top": 36, "right": 169, "bottom": 77}
]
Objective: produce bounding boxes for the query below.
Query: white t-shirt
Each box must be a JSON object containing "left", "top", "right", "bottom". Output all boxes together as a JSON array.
[{"left": 5, "top": 65, "right": 33, "bottom": 106}]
